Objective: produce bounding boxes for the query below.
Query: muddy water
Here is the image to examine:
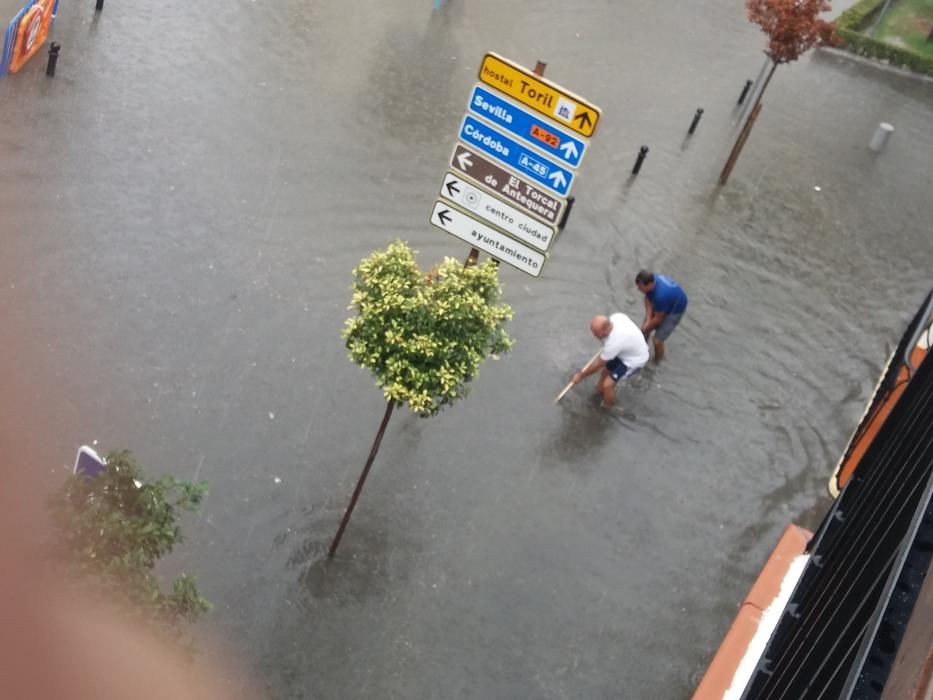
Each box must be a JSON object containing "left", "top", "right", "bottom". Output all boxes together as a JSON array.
[{"left": 1, "top": 0, "right": 932, "bottom": 696}]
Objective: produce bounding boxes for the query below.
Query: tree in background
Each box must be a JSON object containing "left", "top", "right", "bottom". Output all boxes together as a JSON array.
[
  {"left": 721, "top": 0, "right": 839, "bottom": 184},
  {"left": 330, "top": 241, "right": 512, "bottom": 556},
  {"left": 49, "top": 450, "right": 211, "bottom": 649}
]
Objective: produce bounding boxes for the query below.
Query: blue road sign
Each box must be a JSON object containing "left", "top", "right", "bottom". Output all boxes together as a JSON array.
[
  {"left": 73, "top": 445, "right": 106, "bottom": 478},
  {"left": 467, "top": 85, "right": 587, "bottom": 169},
  {"left": 458, "top": 115, "right": 574, "bottom": 197}
]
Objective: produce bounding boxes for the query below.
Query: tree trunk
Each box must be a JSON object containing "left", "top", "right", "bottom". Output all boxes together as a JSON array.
[
  {"left": 720, "top": 103, "right": 764, "bottom": 185},
  {"left": 738, "top": 55, "right": 772, "bottom": 123},
  {"left": 720, "top": 60, "right": 778, "bottom": 185},
  {"left": 328, "top": 399, "right": 396, "bottom": 558}
]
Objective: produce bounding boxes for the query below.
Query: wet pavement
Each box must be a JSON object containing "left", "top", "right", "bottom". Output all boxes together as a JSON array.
[{"left": 2, "top": 0, "right": 933, "bottom": 697}]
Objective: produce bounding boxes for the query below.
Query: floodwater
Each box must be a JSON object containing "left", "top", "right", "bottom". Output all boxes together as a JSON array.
[{"left": 2, "top": 0, "right": 932, "bottom": 697}]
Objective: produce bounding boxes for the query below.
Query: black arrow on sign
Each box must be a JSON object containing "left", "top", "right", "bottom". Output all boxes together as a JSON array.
[
  {"left": 445, "top": 179, "right": 461, "bottom": 197},
  {"left": 573, "top": 111, "right": 593, "bottom": 130},
  {"left": 437, "top": 209, "right": 453, "bottom": 226}
]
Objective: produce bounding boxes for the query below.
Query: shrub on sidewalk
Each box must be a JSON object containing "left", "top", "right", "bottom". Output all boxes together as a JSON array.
[
  {"left": 344, "top": 240, "right": 513, "bottom": 417},
  {"left": 49, "top": 450, "right": 211, "bottom": 648},
  {"left": 833, "top": 0, "right": 933, "bottom": 76},
  {"left": 836, "top": 27, "right": 933, "bottom": 74},
  {"left": 835, "top": 0, "right": 885, "bottom": 29}
]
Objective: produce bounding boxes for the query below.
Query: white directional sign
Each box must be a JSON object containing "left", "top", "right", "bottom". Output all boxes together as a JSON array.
[
  {"left": 439, "top": 172, "right": 556, "bottom": 253},
  {"left": 429, "top": 201, "right": 546, "bottom": 278},
  {"left": 428, "top": 53, "right": 602, "bottom": 277}
]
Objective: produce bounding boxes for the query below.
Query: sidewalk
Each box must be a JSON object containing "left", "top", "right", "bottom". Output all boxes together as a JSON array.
[
  {"left": 1, "top": 0, "right": 29, "bottom": 19},
  {"left": 827, "top": 0, "right": 864, "bottom": 17}
]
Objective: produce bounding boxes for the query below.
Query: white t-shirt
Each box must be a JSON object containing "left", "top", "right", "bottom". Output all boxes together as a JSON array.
[{"left": 600, "top": 313, "right": 650, "bottom": 369}]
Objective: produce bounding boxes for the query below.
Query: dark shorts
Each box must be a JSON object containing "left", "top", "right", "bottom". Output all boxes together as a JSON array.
[
  {"left": 655, "top": 311, "right": 684, "bottom": 342},
  {"left": 606, "top": 357, "right": 641, "bottom": 382}
]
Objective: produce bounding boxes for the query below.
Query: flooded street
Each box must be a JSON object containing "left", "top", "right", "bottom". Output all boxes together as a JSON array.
[{"left": 2, "top": 0, "right": 932, "bottom": 696}]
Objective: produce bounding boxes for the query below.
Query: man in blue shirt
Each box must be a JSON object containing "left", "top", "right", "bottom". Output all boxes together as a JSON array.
[{"left": 635, "top": 270, "right": 688, "bottom": 363}]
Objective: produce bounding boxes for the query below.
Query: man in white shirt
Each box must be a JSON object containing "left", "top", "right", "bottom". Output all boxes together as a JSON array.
[{"left": 572, "top": 314, "right": 650, "bottom": 407}]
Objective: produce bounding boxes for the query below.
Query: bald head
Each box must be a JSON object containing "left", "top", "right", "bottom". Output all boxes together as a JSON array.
[{"left": 590, "top": 315, "right": 612, "bottom": 339}]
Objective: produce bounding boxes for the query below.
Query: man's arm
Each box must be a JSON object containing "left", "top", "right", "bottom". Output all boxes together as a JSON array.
[
  {"left": 572, "top": 356, "right": 607, "bottom": 385},
  {"left": 641, "top": 295, "right": 653, "bottom": 328},
  {"left": 641, "top": 297, "right": 666, "bottom": 337}
]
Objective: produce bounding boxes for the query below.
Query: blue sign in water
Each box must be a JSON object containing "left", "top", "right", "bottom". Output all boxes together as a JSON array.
[
  {"left": 459, "top": 116, "right": 574, "bottom": 197},
  {"left": 467, "top": 85, "right": 587, "bottom": 169},
  {"left": 73, "top": 445, "right": 106, "bottom": 478}
]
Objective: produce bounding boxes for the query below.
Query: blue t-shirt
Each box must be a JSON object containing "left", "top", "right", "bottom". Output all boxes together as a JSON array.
[{"left": 648, "top": 275, "right": 688, "bottom": 315}]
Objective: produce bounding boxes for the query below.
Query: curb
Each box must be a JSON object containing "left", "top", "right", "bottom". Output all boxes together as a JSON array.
[{"left": 816, "top": 46, "right": 933, "bottom": 84}]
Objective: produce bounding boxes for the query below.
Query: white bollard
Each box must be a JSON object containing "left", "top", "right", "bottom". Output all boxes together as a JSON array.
[{"left": 869, "top": 122, "right": 894, "bottom": 152}]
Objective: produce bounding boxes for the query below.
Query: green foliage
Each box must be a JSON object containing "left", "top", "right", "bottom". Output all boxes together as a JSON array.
[
  {"left": 871, "top": 0, "right": 933, "bottom": 58},
  {"left": 49, "top": 450, "right": 211, "bottom": 646},
  {"left": 834, "top": 0, "right": 933, "bottom": 75},
  {"left": 836, "top": 0, "right": 885, "bottom": 29},
  {"left": 836, "top": 27, "right": 933, "bottom": 74},
  {"left": 344, "top": 240, "right": 513, "bottom": 416}
]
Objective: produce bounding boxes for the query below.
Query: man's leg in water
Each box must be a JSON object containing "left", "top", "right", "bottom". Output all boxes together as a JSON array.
[
  {"left": 652, "top": 336, "right": 665, "bottom": 364},
  {"left": 599, "top": 373, "right": 617, "bottom": 407},
  {"left": 652, "top": 312, "right": 682, "bottom": 363},
  {"left": 597, "top": 367, "right": 610, "bottom": 393}
]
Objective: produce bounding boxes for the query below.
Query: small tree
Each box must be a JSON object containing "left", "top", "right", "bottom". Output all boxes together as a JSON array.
[
  {"left": 330, "top": 241, "right": 512, "bottom": 556},
  {"left": 49, "top": 450, "right": 211, "bottom": 648},
  {"left": 721, "top": 0, "right": 838, "bottom": 183}
]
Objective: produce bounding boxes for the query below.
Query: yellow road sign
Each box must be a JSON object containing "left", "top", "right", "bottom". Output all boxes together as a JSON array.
[{"left": 478, "top": 52, "right": 601, "bottom": 138}]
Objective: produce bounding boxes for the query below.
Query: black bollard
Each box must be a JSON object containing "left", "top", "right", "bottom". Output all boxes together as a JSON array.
[
  {"left": 632, "top": 146, "right": 649, "bottom": 175},
  {"left": 687, "top": 108, "right": 704, "bottom": 136},
  {"left": 46, "top": 42, "right": 60, "bottom": 77},
  {"left": 558, "top": 195, "right": 575, "bottom": 230},
  {"left": 737, "top": 79, "right": 753, "bottom": 106},
  {"left": 95, "top": 0, "right": 103, "bottom": 11}
]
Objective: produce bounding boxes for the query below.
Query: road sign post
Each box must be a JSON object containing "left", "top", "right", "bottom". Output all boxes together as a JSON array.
[
  {"left": 450, "top": 145, "right": 565, "bottom": 226},
  {"left": 431, "top": 56, "right": 600, "bottom": 276},
  {"left": 459, "top": 115, "right": 574, "bottom": 197},
  {"left": 478, "top": 53, "right": 601, "bottom": 137},
  {"left": 439, "top": 173, "right": 556, "bottom": 252},
  {"left": 430, "top": 202, "right": 547, "bottom": 277},
  {"left": 467, "top": 86, "right": 587, "bottom": 169}
]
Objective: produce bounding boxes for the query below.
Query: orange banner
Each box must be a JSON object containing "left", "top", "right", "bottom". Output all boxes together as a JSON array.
[{"left": 9, "top": 0, "right": 53, "bottom": 74}]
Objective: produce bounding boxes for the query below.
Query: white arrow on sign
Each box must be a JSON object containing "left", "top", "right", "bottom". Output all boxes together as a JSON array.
[
  {"left": 456, "top": 150, "right": 473, "bottom": 171},
  {"left": 559, "top": 141, "right": 579, "bottom": 161},
  {"left": 429, "top": 200, "right": 546, "bottom": 278},
  {"left": 439, "top": 172, "right": 556, "bottom": 252},
  {"left": 548, "top": 171, "right": 567, "bottom": 190}
]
